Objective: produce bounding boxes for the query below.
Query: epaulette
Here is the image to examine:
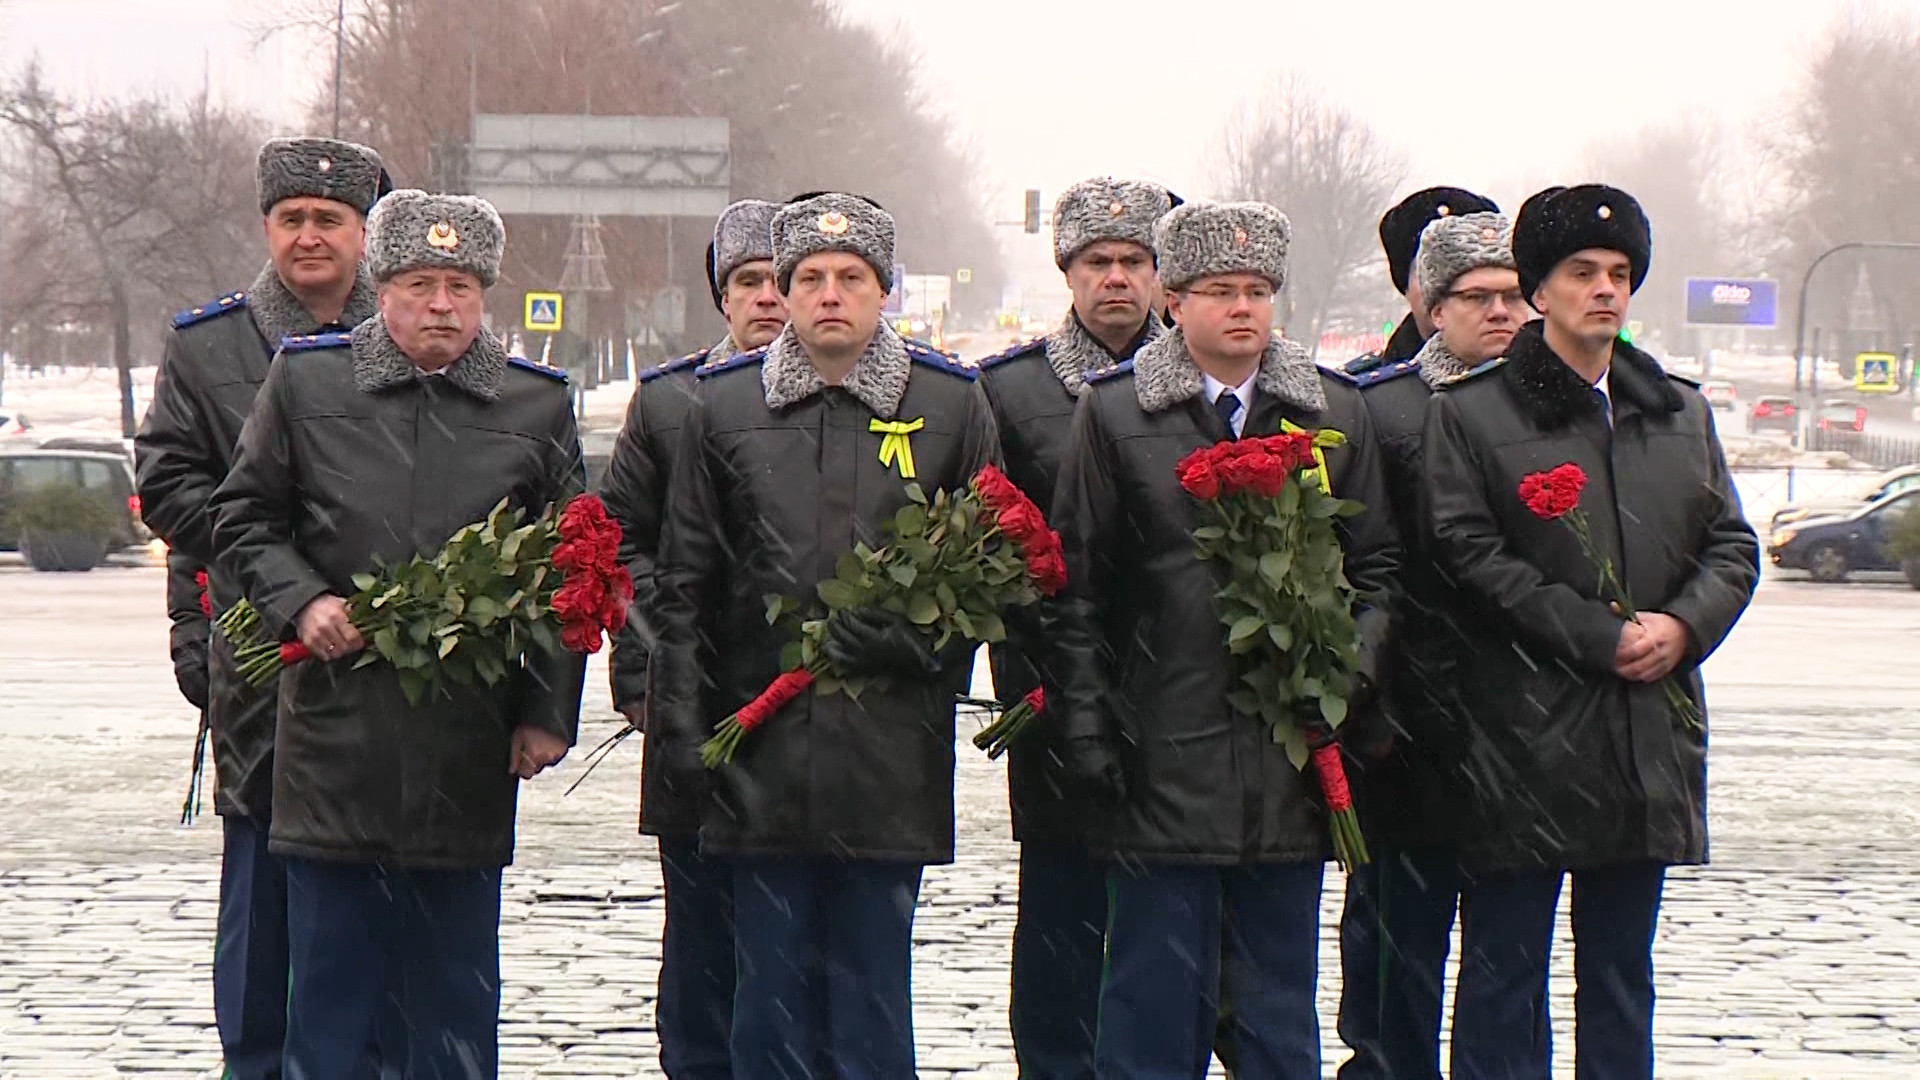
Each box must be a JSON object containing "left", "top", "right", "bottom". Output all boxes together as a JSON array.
[
  {"left": 638, "top": 349, "right": 708, "bottom": 384},
  {"left": 1343, "top": 351, "right": 1385, "bottom": 376},
  {"left": 1085, "top": 359, "right": 1135, "bottom": 384},
  {"left": 171, "top": 291, "right": 247, "bottom": 329},
  {"left": 278, "top": 331, "right": 353, "bottom": 353},
  {"left": 1451, "top": 356, "right": 1507, "bottom": 384},
  {"left": 696, "top": 346, "right": 767, "bottom": 379},
  {"left": 1667, "top": 372, "right": 1701, "bottom": 390},
  {"left": 907, "top": 341, "right": 977, "bottom": 381},
  {"left": 1349, "top": 357, "right": 1422, "bottom": 390},
  {"left": 976, "top": 337, "right": 1045, "bottom": 371},
  {"left": 507, "top": 356, "right": 569, "bottom": 383}
]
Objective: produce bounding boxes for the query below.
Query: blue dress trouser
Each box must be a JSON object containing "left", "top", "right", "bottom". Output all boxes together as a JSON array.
[
  {"left": 1335, "top": 846, "right": 1461, "bottom": 1080},
  {"left": 1010, "top": 843, "right": 1107, "bottom": 1080},
  {"left": 657, "top": 836, "right": 735, "bottom": 1079},
  {"left": 215, "top": 814, "right": 289, "bottom": 1080}
]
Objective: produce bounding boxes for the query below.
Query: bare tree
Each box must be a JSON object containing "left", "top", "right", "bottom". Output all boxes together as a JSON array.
[
  {"left": 1582, "top": 121, "right": 1737, "bottom": 354},
  {"left": 1209, "top": 75, "right": 1407, "bottom": 355},
  {"left": 246, "top": 0, "right": 1008, "bottom": 347},
  {"left": 1774, "top": 7, "right": 1920, "bottom": 352},
  {"left": 0, "top": 65, "right": 266, "bottom": 431}
]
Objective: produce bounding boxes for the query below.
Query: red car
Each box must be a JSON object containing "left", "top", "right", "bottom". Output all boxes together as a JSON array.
[{"left": 1748, "top": 395, "right": 1796, "bottom": 435}]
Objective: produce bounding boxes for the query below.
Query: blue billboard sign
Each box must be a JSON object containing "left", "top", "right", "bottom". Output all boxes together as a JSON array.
[{"left": 1684, "top": 277, "right": 1778, "bottom": 328}]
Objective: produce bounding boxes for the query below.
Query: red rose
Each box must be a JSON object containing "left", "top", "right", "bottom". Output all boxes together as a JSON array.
[
  {"left": 561, "top": 619, "right": 603, "bottom": 654},
  {"left": 1027, "top": 548, "right": 1068, "bottom": 596},
  {"left": 973, "top": 464, "right": 1022, "bottom": 512},
  {"left": 1245, "top": 454, "right": 1289, "bottom": 499},
  {"left": 1518, "top": 463, "right": 1587, "bottom": 520},
  {"left": 558, "top": 495, "right": 612, "bottom": 540},
  {"left": 997, "top": 502, "right": 1048, "bottom": 548},
  {"left": 194, "top": 570, "right": 213, "bottom": 619},
  {"left": 600, "top": 570, "right": 635, "bottom": 632},
  {"left": 551, "top": 575, "right": 607, "bottom": 624},
  {"left": 1177, "top": 452, "right": 1222, "bottom": 499},
  {"left": 1215, "top": 455, "right": 1267, "bottom": 494}
]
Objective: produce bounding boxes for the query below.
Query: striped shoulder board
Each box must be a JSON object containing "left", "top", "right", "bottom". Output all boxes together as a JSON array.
[
  {"left": 172, "top": 291, "right": 247, "bottom": 329},
  {"left": 1085, "top": 359, "right": 1136, "bottom": 384},
  {"left": 507, "top": 356, "right": 569, "bottom": 383},
  {"left": 278, "top": 331, "right": 353, "bottom": 353},
  {"left": 639, "top": 348, "right": 709, "bottom": 384}
]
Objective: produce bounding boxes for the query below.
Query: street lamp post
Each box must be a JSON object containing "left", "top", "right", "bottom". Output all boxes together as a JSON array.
[
  {"left": 331, "top": 0, "right": 346, "bottom": 137},
  {"left": 1792, "top": 241, "right": 1920, "bottom": 443}
]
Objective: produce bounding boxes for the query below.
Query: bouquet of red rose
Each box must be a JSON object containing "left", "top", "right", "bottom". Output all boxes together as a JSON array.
[
  {"left": 1178, "top": 430, "right": 1370, "bottom": 869},
  {"left": 1517, "top": 463, "right": 1701, "bottom": 730},
  {"left": 701, "top": 465, "right": 1065, "bottom": 767},
  {"left": 216, "top": 494, "right": 631, "bottom": 706}
]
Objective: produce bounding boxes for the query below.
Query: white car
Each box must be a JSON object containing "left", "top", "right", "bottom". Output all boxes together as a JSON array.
[{"left": 1698, "top": 380, "right": 1738, "bottom": 413}]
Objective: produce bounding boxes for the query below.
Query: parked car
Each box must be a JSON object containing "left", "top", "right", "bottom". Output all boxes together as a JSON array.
[
  {"left": 1816, "top": 398, "right": 1868, "bottom": 434},
  {"left": 1771, "top": 465, "right": 1920, "bottom": 533},
  {"left": 0, "top": 447, "right": 150, "bottom": 554},
  {"left": 1749, "top": 395, "right": 1796, "bottom": 434},
  {"left": 1768, "top": 490, "right": 1920, "bottom": 582},
  {"left": 1698, "top": 379, "right": 1738, "bottom": 413}
]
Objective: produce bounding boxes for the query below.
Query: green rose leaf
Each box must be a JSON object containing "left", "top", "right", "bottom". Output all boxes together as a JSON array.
[
  {"left": 1228, "top": 616, "right": 1265, "bottom": 645},
  {"left": 1320, "top": 693, "right": 1348, "bottom": 727},
  {"left": 907, "top": 592, "right": 941, "bottom": 626},
  {"left": 817, "top": 579, "right": 863, "bottom": 611}
]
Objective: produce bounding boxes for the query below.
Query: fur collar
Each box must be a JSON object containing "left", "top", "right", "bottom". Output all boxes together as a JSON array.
[
  {"left": 350, "top": 316, "right": 507, "bottom": 401},
  {"left": 1044, "top": 310, "right": 1163, "bottom": 397},
  {"left": 1502, "top": 320, "right": 1684, "bottom": 431},
  {"left": 706, "top": 333, "right": 740, "bottom": 365},
  {"left": 1132, "top": 328, "right": 1326, "bottom": 415},
  {"left": 247, "top": 261, "right": 377, "bottom": 346},
  {"left": 1414, "top": 333, "right": 1476, "bottom": 390},
  {"left": 761, "top": 320, "right": 910, "bottom": 417}
]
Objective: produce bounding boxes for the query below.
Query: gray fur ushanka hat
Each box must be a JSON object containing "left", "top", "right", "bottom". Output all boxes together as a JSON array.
[
  {"left": 706, "top": 199, "right": 781, "bottom": 310},
  {"left": 365, "top": 190, "right": 506, "bottom": 288},
  {"left": 1053, "top": 178, "right": 1175, "bottom": 269},
  {"left": 1154, "top": 200, "right": 1292, "bottom": 293},
  {"left": 1415, "top": 212, "right": 1516, "bottom": 312},
  {"left": 256, "top": 137, "right": 384, "bottom": 216},
  {"left": 772, "top": 193, "right": 895, "bottom": 292}
]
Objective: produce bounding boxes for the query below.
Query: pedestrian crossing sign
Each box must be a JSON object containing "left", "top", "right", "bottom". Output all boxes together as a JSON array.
[
  {"left": 1854, "top": 352, "right": 1898, "bottom": 393},
  {"left": 524, "top": 292, "right": 564, "bottom": 332}
]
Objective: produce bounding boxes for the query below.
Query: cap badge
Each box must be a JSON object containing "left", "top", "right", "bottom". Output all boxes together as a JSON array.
[
  {"left": 1108, "top": 200, "right": 1126, "bottom": 218},
  {"left": 1482, "top": 227, "right": 1498, "bottom": 241},
  {"left": 818, "top": 211, "right": 851, "bottom": 236},
  {"left": 426, "top": 221, "right": 460, "bottom": 251},
  {"left": 1437, "top": 204, "right": 1452, "bottom": 217},
  {"left": 317, "top": 158, "right": 333, "bottom": 173},
  {"left": 1597, "top": 205, "right": 1613, "bottom": 220},
  {"left": 1233, "top": 228, "right": 1249, "bottom": 248}
]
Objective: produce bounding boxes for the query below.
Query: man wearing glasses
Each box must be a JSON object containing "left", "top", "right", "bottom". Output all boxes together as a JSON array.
[{"left": 1338, "top": 210, "right": 1524, "bottom": 1080}]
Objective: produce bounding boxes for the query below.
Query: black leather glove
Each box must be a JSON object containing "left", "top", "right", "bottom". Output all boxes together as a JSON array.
[
  {"left": 173, "top": 645, "right": 210, "bottom": 712},
  {"left": 821, "top": 608, "right": 942, "bottom": 681},
  {"left": 1058, "top": 733, "right": 1126, "bottom": 806}
]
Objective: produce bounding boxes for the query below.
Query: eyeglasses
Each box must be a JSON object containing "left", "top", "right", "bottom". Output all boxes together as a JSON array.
[
  {"left": 1446, "top": 288, "right": 1529, "bottom": 311},
  {"left": 1183, "top": 284, "right": 1275, "bottom": 304}
]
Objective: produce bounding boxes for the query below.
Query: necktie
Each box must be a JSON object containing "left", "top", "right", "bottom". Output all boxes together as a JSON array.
[
  {"left": 1214, "top": 388, "right": 1242, "bottom": 438},
  {"left": 1594, "top": 384, "right": 1613, "bottom": 427}
]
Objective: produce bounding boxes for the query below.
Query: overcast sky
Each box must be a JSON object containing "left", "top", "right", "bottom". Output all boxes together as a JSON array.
[{"left": 0, "top": 0, "right": 1875, "bottom": 286}]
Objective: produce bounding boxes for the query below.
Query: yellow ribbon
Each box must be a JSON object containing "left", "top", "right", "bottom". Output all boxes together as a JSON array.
[
  {"left": 1281, "top": 420, "right": 1332, "bottom": 495},
  {"left": 870, "top": 417, "right": 924, "bottom": 479}
]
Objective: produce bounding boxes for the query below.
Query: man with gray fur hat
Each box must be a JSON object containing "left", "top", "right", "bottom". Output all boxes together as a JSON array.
[
  {"left": 972, "top": 176, "right": 1172, "bottom": 1079},
  {"left": 211, "top": 190, "right": 588, "bottom": 1078},
  {"left": 651, "top": 192, "right": 996, "bottom": 1076},
  {"left": 1336, "top": 210, "right": 1526, "bottom": 1080},
  {"left": 1049, "top": 200, "right": 1399, "bottom": 1077},
  {"left": 600, "top": 196, "right": 785, "bottom": 1079},
  {"left": 134, "top": 134, "right": 383, "bottom": 1080}
]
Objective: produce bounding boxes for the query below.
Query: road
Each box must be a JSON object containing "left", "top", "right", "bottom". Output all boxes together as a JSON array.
[{"left": 2, "top": 565, "right": 1919, "bottom": 1078}]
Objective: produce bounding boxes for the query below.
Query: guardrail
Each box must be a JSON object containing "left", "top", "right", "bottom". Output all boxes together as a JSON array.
[
  {"left": 1804, "top": 428, "right": 1920, "bottom": 470},
  {"left": 1731, "top": 467, "right": 1878, "bottom": 530}
]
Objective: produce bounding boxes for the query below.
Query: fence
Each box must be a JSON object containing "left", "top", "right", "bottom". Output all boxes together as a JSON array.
[
  {"left": 1731, "top": 467, "right": 1880, "bottom": 531},
  {"left": 1804, "top": 428, "right": 1920, "bottom": 470}
]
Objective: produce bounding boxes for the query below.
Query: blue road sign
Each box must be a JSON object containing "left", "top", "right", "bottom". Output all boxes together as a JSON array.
[{"left": 1685, "top": 278, "right": 1778, "bottom": 328}]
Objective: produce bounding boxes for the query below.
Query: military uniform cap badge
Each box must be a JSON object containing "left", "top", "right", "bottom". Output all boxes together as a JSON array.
[
  {"left": 817, "top": 211, "right": 850, "bottom": 236},
  {"left": 426, "top": 221, "right": 460, "bottom": 251}
]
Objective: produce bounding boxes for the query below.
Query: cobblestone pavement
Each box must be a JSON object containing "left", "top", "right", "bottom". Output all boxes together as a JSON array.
[{"left": 3, "top": 564, "right": 1919, "bottom": 1078}]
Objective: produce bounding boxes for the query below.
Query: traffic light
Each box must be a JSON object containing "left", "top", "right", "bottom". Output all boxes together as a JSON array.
[{"left": 1023, "top": 189, "right": 1042, "bottom": 234}]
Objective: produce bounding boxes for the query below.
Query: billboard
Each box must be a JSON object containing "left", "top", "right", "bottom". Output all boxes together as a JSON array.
[{"left": 1684, "top": 278, "right": 1778, "bottom": 328}]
